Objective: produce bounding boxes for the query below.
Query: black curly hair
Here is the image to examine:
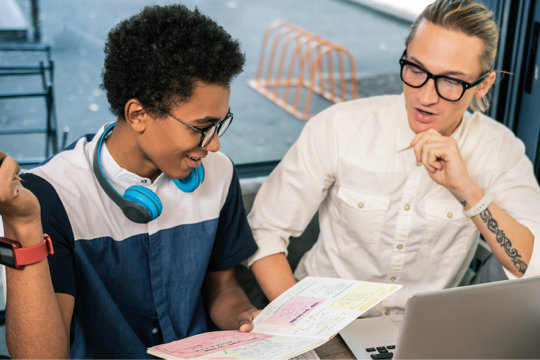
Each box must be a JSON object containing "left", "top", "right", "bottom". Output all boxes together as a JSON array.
[{"left": 100, "top": 4, "right": 245, "bottom": 119}]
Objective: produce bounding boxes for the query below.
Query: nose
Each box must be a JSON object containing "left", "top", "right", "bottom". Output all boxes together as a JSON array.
[
  {"left": 417, "top": 78, "right": 439, "bottom": 106},
  {"left": 203, "top": 131, "right": 220, "bottom": 153}
]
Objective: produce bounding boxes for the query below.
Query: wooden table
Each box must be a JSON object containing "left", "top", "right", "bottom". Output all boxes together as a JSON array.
[{"left": 314, "top": 334, "right": 356, "bottom": 359}]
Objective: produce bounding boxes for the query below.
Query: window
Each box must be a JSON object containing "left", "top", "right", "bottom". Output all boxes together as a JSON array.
[{"left": 1, "top": 0, "right": 432, "bottom": 167}]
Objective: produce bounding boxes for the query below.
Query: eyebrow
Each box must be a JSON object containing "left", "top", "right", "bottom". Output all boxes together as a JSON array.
[
  {"left": 192, "top": 116, "right": 221, "bottom": 125},
  {"left": 409, "top": 56, "right": 467, "bottom": 77}
]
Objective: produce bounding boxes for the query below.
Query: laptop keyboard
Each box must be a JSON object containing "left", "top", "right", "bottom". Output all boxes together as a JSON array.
[{"left": 365, "top": 345, "right": 396, "bottom": 359}]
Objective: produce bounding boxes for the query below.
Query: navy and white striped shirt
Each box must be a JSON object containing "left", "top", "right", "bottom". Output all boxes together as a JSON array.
[{"left": 22, "top": 123, "right": 258, "bottom": 358}]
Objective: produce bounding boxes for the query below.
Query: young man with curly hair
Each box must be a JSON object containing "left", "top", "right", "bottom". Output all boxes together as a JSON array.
[{"left": 0, "top": 5, "right": 259, "bottom": 358}]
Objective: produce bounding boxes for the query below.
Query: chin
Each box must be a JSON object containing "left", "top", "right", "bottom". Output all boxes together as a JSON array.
[
  {"left": 177, "top": 169, "right": 193, "bottom": 180},
  {"left": 408, "top": 114, "right": 443, "bottom": 134},
  {"left": 162, "top": 167, "right": 192, "bottom": 181},
  {"left": 408, "top": 118, "right": 428, "bottom": 134}
]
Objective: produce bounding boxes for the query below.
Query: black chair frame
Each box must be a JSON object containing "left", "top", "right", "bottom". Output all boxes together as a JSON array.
[{"left": 0, "top": 44, "right": 62, "bottom": 166}]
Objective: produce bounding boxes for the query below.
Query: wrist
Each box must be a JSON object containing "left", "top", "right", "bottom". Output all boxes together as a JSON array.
[
  {"left": 453, "top": 182, "right": 483, "bottom": 210},
  {"left": 2, "top": 218, "right": 43, "bottom": 247}
]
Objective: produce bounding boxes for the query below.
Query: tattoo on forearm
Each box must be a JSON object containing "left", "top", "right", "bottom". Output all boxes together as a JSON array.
[
  {"left": 480, "top": 208, "right": 527, "bottom": 274},
  {"left": 461, "top": 201, "right": 467, "bottom": 207}
]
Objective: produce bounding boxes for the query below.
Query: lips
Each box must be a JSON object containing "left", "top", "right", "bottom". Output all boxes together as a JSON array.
[
  {"left": 186, "top": 155, "right": 202, "bottom": 168},
  {"left": 414, "top": 107, "right": 437, "bottom": 123}
]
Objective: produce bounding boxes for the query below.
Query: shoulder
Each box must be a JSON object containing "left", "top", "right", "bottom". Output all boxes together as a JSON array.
[
  {"left": 20, "top": 172, "right": 75, "bottom": 249},
  {"left": 461, "top": 112, "right": 526, "bottom": 176},
  {"left": 20, "top": 172, "right": 63, "bottom": 207},
  {"left": 466, "top": 112, "right": 523, "bottom": 150},
  {"left": 28, "top": 133, "right": 96, "bottom": 188}
]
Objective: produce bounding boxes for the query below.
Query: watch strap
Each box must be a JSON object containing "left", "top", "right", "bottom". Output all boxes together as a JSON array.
[
  {"left": 15, "top": 234, "right": 54, "bottom": 266},
  {"left": 462, "top": 189, "right": 494, "bottom": 218}
]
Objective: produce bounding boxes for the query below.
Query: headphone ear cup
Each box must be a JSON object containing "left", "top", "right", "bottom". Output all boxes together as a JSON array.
[
  {"left": 174, "top": 164, "right": 205, "bottom": 193},
  {"left": 123, "top": 186, "right": 163, "bottom": 221}
]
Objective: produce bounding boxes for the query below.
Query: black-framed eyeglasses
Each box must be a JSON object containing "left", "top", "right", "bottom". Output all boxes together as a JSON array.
[
  {"left": 154, "top": 107, "right": 233, "bottom": 148},
  {"left": 399, "top": 51, "right": 490, "bottom": 102}
]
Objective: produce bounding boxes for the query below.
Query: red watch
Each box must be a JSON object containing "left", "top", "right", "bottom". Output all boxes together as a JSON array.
[{"left": 0, "top": 235, "right": 54, "bottom": 269}]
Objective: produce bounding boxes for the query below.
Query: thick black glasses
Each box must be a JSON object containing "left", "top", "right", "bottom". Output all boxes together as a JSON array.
[
  {"left": 399, "top": 56, "right": 490, "bottom": 102},
  {"left": 155, "top": 107, "right": 233, "bottom": 148}
]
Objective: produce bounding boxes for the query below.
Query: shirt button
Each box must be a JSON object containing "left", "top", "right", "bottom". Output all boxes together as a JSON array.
[
  {"left": 397, "top": 245, "right": 403, "bottom": 250},
  {"left": 142, "top": 179, "right": 148, "bottom": 184},
  {"left": 152, "top": 328, "right": 159, "bottom": 335},
  {"left": 390, "top": 277, "right": 396, "bottom": 281},
  {"left": 358, "top": 203, "right": 364, "bottom": 209},
  {"left": 417, "top": 162, "right": 422, "bottom": 167},
  {"left": 447, "top": 212, "right": 453, "bottom": 218},
  {"left": 385, "top": 310, "right": 390, "bottom": 316},
  {"left": 404, "top": 204, "right": 410, "bottom": 211}
]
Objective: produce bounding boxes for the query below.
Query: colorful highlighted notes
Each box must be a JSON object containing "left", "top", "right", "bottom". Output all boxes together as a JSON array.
[
  {"left": 265, "top": 296, "right": 326, "bottom": 325},
  {"left": 331, "top": 283, "right": 399, "bottom": 311}
]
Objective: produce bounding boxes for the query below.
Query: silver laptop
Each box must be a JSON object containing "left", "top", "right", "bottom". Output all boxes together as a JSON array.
[{"left": 340, "top": 275, "right": 540, "bottom": 359}]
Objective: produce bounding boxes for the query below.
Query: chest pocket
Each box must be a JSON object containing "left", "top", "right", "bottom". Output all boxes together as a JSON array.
[
  {"left": 421, "top": 199, "right": 476, "bottom": 257},
  {"left": 337, "top": 186, "right": 390, "bottom": 250}
]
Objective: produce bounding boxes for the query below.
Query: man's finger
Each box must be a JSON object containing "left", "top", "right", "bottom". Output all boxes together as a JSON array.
[
  {"left": 413, "top": 133, "right": 447, "bottom": 162},
  {"left": 0, "top": 156, "right": 20, "bottom": 185},
  {"left": 410, "top": 129, "right": 443, "bottom": 146},
  {"left": 421, "top": 142, "right": 441, "bottom": 173},
  {"left": 426, "top": 145, "right": 447, "bottom": 171},
  {"left": 421, "top": 145, "right": 436, "bottom": 173},
  {"left": 238, "top": 309, "right": 261, "bottom": 332},
  {"left": 239, "top": 322, "right": 252, "bottom": 332},
  {"left": 413, "top": 133, "right": 434, "bottom": 162},
  {"left": 411, "top": 132, "right": 427, "bottom": 162},
  {"left": 0, "top": 151, "right": 7, "bottom": 166},
  {"left": 238, "top": 314, "right": 253, "bottom": 332}
]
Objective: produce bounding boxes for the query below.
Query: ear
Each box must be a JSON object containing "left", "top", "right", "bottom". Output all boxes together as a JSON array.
[
  {"left": 473, "top": 71, "right": 496, "bottom": 99},
  {"left": 124, "top": 99, "right": 150, "bottom": 133}
]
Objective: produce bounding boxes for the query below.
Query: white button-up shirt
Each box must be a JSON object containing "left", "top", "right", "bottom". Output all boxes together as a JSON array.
[{"left": 247, "top": 94, "right": 540, "bottom": 314}]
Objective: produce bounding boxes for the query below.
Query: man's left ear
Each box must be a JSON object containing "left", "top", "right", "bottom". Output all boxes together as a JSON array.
[{"left": 473, "top": 71, "right": 497, "bottom": 99}]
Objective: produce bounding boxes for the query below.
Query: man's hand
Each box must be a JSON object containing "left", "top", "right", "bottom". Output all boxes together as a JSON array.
[
  {"left": 411, "top": 129, "right": 483, "bottom": 207},
  {"left": 203, "top": 269, "right": 261, "bottom": 332},
  {"left": 238, "top": 307, "right": 261, "bottom": 332},
  {"left": 0, "top": 151, "right": 42, "bottom": 243}
]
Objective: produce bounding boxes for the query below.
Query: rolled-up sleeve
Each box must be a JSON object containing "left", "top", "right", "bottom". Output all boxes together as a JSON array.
[
  {"left": 488, "top": 133, "right": 540, "bottom": 279},
  {"left": 245, "top": 108, "right": 337, "bottom": 267}
]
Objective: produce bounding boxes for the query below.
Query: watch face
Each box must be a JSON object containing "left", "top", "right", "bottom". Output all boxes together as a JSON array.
[{"left": 0, "top": 241, "right": 16, "bottom": 268}]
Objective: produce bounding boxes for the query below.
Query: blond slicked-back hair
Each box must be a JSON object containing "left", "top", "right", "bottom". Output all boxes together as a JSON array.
[{"left": 405, "top": 0, "right": 498, "bottom": 112}]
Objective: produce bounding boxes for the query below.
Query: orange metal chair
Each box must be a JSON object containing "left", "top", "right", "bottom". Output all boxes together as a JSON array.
[{"left": 248, "top": 22, "right": 359, "bottom": 120}]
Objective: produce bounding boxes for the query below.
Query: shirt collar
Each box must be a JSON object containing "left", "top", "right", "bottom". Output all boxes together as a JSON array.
[{"left": 394, "top": 93, "right": 471, "bottom": 152}]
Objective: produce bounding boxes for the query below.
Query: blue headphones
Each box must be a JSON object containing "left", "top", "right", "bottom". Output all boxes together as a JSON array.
[{"left": 92, "top": 123, "right": 205, "bottom": 224}]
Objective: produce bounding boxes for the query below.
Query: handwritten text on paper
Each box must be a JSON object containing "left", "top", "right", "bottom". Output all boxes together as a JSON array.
[{"left": 331, "top": 283, "right": 398, "bottom": 311}]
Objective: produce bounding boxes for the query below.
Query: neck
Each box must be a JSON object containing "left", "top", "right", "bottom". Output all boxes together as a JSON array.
[{"left": 105, "top": 120, "right": 162, "bottom": 182}]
